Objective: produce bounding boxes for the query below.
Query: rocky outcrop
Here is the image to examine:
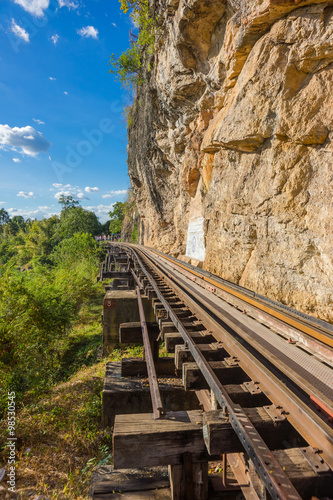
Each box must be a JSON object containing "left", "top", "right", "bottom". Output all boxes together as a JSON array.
[{"left": 126, "top": 0, "right": 333, "bottom": 322}]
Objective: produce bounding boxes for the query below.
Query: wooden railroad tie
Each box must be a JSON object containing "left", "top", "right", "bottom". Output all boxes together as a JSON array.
[
  {"left": 112, "top": 410, "right": 332, "bottom": 499},
  {"left": 164, "top": 331, "right": 216, "bottom": 353}
]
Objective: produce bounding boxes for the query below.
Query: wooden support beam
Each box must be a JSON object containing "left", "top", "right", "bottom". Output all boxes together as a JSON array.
[
  {"left": 103, "top": 271, "right": 133, "bottom": 279},
  {"left": 203, "top": 408, "right": 299, "bottom": 455},
  {"left": 175, "top": 343, "right": 228, "bottom": 370},
  {"left": 154, "top": 303, "right": 165, "bottom": 315},
  {"left": 161, "top": 321, "right": 205, "bottom": 338},
  {"left": 183, "top": 361, "right": 249, "bottom": 390},
  {"left": 273, "top": 447, "right": 333, "bottom": 498},
  {"left": 113, "top": 410, "right": 208, "bottom": 469},
  {"left": 164, "top": 332, "right": 216, "bottom": 353},
  {"left": 216, "top": 383, "right": 269, "bottom": 408},
  {"left": 147, "top": 288, "right": 157, "bottom": 300},
  {"left": 168, "top": 453, "right": 208, "bottom": 500},
  {"left": 121, "top": 357, "right": 176, "bottom": 377},
  {"left": 119, "top": 322, "right": 160, "bottom": 343}
]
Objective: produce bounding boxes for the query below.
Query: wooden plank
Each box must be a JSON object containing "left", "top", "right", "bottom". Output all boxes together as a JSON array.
[
  {"left": 121, "top": 357, "right": 176, "bottom": 377},
  {"left": 113, "top": 410, "right": 208, "bottom": 469},
  {"left": 165, "top": 332, "right": 216, "bottom": 353},
  {"left": 161, "top": 321, "right": 205, "bottom": 338},
  {"left": 93, "top": 476, "right": 169, "bottom": 494},
  {"left": 223, "top": 384, "right": 269, "bottom": 407},
  {"left": 93, "top": 489, "right": 171, "bottom": 499},
  {"left": 103, "top": 271, "right": 133, "bottom": 279},
  {"left": 203, "top": 408, "right": 298, "bottom": 455},
  {"left": 273, "top": 447, "right": 333, "bottom": 497},
  {"left": 175, "top": 344, "right": 228, "bottom": 369},
  {"left": 119, "top": 322, "right": 159, "bottom": 343},
  {"left": 183, "top": 361, "right": 249, "bottom": 390},
  {"left": 168, "top": 464, "right": 184, "bottom": 500},
  {"left": 169, "top": 455, "right": 208, "bottom": 500}
]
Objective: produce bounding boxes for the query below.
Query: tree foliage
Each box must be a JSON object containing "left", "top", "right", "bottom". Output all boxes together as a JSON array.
[
  {"left": 108, "top": 201, "right": 127, "bottom": 234},
  {"left": 0, "top": 207, "right": 104, "bottom": 414},
  {"left": 0, "top": 208, "right": 10, "bottom": 230},
  {"left": 58, "top": 194, "right": 80, "bottom": 210},
  {"left": 57, "top": 206, "right": 101, "bottom": 240},
  {"left": 109, "top": 0, "right": 157, "bottom": 88}
]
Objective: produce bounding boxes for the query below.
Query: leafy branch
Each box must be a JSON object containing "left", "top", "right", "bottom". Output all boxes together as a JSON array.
[{"left": 109, "top": 0, "right": 157, "bottom": 88}]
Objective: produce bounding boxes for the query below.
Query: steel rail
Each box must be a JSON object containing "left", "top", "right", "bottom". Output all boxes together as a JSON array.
[
  {"left": 136, "top": 286, "right": 165, "bottom": 419},
  {"left": 137, "top": 247, "right": 333, "bottom": 470},
  {"left": 149, "top": 251, "right": 333, "bottom": 412},
  {"left": 131, "top": 248, "right": 302, "bottom": 500},
  {"left": 136, "top": 245, "right": 333, "bottom": 348},
  {"left": 131, "top": 269, "right": 144, "bottom": 289}
]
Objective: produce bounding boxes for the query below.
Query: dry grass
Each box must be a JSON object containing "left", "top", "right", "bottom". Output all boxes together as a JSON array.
[
  {"left": 0, "top": 281, "right": 154, "bottom": 499},
  {"left": 0, "top": 283, "right": 111, "bottom": 499},
  {"left": 0, "top": 361, "right": 109, "bottom": 499}
]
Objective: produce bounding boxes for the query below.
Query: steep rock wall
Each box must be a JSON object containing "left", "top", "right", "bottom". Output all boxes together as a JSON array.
[{"left": 127, "top": 0, "right": 333, "bottom": 322}]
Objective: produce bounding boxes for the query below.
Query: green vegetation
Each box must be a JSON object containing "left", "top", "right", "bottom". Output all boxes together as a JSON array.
[
  {"left": 109, "top": 0, "right": 157, "bottom": 88},
  {"left": 0, "top": 197, "right": 116, "bottom": 497},
  {"left": 131, "top": 222, "right": 138, "bottom": 243},
  {"left": 0, "top": 195, "right": 144, "bottom": 496},
  {"left": 0, "top": 198, "right": 106, "bottom": 414},
  {"left": 108, "top": 201, "right": 127, "bottom": 234}
]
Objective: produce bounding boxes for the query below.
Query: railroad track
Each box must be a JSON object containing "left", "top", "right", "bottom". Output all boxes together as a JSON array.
[{"left": 108, "top": 243, "right": 333, "bottom": 499}]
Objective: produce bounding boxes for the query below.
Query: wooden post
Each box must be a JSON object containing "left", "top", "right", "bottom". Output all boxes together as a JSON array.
[{"left": 168, "top": 453, "right": 208, "bottom": 500}]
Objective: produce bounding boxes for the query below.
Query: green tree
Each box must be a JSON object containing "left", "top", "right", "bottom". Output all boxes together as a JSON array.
[
  {"left": 58, "top": 195, "right": 80, "bottom": 210},
  {"left": 57, "top": 207, "right": 101, "bottom": 239},
  {"left": 109, "top": 202, "right": 127, "bottom": 234},
  {"left": 109, "top": 0, "right": 157, "bottom": 88},
  {"left": 0, "top": 208, "right": 10, "bottom": 228},
  {"left": 8, "top": 215, "right": 26, "bottom": 235}
]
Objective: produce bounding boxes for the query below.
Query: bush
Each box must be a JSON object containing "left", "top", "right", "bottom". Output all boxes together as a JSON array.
[{"left": 0, "top": 233, "right": 102, "bottom": 415}]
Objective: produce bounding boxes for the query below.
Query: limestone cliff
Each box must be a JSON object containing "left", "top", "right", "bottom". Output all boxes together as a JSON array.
[{"left": 126, "top": 0, "right": 333, "bottom": 322}]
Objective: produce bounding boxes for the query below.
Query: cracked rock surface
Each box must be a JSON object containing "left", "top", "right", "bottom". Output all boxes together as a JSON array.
[{"left": 126, "top": 0, "right": 333, "bottom": 322}]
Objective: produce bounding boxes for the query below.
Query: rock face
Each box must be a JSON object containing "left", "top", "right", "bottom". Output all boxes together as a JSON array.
[{"left": 126, "top": 0, "right": 333, "bottom": 322}]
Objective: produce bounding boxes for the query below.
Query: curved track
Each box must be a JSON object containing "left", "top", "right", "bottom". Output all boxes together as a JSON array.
[{"left": 111, "top": 243, "right": 333, "bottom": 499}]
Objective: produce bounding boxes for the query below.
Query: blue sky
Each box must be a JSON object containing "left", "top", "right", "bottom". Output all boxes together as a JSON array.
[{"left": 0, "top": 0, "right": 132, "bottom": 222}]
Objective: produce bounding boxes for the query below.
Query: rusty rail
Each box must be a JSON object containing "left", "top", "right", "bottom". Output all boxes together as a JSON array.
[
  {"left": 136, "top": 286, "right": 165, "bottom": 419},
  {"left": 131, "top": 250, "right": 302, "bottom": 500},
  {"left": 131, "top": 269, "right": 144, "bottom": 289}
]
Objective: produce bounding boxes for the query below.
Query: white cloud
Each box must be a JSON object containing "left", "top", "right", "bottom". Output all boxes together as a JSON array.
[
  {"left": 77, "top": 26, "right": 99, "bottom": 39},
  {"left": 86, "top": 203, "right": 116, "bottom": 222},
  {"left": 58, "top": 0, "right": 79, "bottom": 9},
  {"left": 54, "top": 190, "right": 71, "bottom": 199},
  {"left": 7, "top": 207, "right": 57, "bottom": 220},
  {"left": 49, "top": 76, "right": 56, "bottom": 80},
  {"left": 85, "top": 186, "right": 99, "bottom": 193},
  {"left": 0, "top": 124, "right": 51, "bottom": 156},
  {"left": 64, "top": 91, "right": 68, "bottom": 95},
  {"left": 33, "top": 118, "right": 45, "bottom": 125},
  {"left": 38, "top": 205, "right": 54, "bottom": 210},
  {"left": 102, "top": 189, "right": 127, "bottom": 199},
  {"left": 77, "top": 192, "right": 89, "bottom": 200},
  {"left": 13, "top": 0, "right": 49, "bottom": 17},
  {"left": 13, "top": 158, "right": 21, "bottom": 163},
  {"left": 17, "top": 191, "right": 34, "bottom": 198},
  {"left": 0, "top": 202, "right": 7, "bottom": 205},
  {"left": 51, "top": 34, "right": 59, "bottom": 45},
  {"left": 11, "top": 19, "right": 29, "bottom": 42},
  {"left": 52, "top": 184, "right": 88, "bottom": 201},
  {"left": 111, "top": 23, "right": 117, "bottom": 28}
]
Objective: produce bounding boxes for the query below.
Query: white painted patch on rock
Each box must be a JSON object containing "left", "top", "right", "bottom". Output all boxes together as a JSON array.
[{"left": 185, "top": 217, "right": 206, "bottom": 262}]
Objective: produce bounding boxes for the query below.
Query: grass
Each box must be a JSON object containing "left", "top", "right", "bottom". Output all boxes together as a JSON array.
[{"left": 0, "top": 281, "right": 146, "bottom": 499}]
